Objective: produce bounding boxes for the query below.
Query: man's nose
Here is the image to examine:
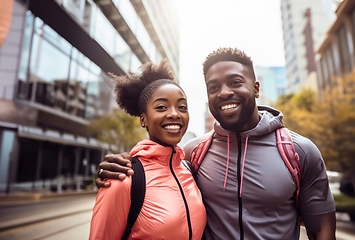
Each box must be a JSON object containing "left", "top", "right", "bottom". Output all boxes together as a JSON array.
[{"left": 218, "top": 84, "right": 234, "bottom": 98}]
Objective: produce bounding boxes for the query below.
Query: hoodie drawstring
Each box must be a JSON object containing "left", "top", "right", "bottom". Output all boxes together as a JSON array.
[
  {"left": 223, "top": 134, "right": 231, "bottom": 191},
  {"left": 239, "top": 136, "right": 249, "bottom": 197}
]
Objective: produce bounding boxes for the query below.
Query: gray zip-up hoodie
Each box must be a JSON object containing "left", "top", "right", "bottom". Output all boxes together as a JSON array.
[{"left": 184, "top": 106, "right": 335, "bottom": 240}]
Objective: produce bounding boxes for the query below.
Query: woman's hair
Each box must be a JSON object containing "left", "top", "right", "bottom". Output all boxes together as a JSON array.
[
  {"left": 110, "top": 59, "right": 182, "bottom": 117},
  {"left": 202, "top": 47, "right": 256, "bottom": 80}
]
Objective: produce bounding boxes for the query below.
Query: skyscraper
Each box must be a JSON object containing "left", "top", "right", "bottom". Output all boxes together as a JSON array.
[{"left": 281, "top": 0, "right": 336, "bottom": 93}]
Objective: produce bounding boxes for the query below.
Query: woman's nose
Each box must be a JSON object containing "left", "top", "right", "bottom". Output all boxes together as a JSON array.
[{"left": 167, "top": 108, "right": 180, "bottom": 118}]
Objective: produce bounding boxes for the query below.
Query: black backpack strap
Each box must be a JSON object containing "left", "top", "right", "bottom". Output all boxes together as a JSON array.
[
  {"left": 182, "top": 160, "right": 197, "bottom": 182},
  {"left": 122, "top": 157, "right": 146, "bottom": 240}
]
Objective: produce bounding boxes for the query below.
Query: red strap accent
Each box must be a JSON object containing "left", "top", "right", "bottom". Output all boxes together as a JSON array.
[
  {"left": 190, "top": 130, "right": 214, "bottom": 172},
  {"left": 276, "top": 127, "right": 301, "bottom": 210},
  {"left": 190, "top": 127, "right": 302, "bottom": 211}
]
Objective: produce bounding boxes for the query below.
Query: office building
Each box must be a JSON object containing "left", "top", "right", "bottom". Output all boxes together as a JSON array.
[
  {"left": 0, "top": 0, "right": 179, "bottom": 192},
  {"left": 316, "top": 0, "right": 355, "bottom": 93},
  {"left": 281, "top": 0, "right": 336, "bottom": 93},
  {"left": 255, "top": 66, "right": 287, "bottom": 106}
]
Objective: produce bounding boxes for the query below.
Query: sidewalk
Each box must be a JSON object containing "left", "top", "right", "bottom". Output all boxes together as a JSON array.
[
  {"left": 0, "top": 189, "right": 97, "bottom": 206},
  {"left": 0, "top": 189, "right": 98, "bottom": 232}
]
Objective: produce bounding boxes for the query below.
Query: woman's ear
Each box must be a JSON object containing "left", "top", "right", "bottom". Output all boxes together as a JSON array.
[{"left": 140, "top": 115, "right": 146, "bottom": 128}]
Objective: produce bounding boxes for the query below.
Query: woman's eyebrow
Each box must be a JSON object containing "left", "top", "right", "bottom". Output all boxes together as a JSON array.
[{"left": 152, "top": 97, "right": 187, "bottom": 104}]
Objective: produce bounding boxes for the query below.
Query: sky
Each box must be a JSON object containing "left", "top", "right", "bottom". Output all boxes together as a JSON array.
[{"left": 177, "top": 0, "right": 286, "bottom": 137}]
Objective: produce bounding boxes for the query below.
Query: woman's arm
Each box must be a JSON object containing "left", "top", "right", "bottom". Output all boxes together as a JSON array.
[{"left": 89, "top": 178, "right": 132, "bottom": 239}]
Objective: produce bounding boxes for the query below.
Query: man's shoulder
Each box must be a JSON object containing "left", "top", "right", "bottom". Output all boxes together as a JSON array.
[
  {"left": 182, "top": 135, "right": 205, "bottom": 161},
  {"left": 288, "top": 130, "right": 319, "bottom": 153},
  {"left": 182, "top": 131, "right": 216, "bottom": 161}
]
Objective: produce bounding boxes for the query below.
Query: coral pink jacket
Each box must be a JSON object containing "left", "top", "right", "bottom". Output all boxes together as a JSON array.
[{"left": 89, "top": 140, "right": 206, "bottom": 240}]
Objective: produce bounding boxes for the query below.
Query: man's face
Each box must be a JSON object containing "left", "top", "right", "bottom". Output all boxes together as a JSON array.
[{"left": 205, "top": 61, "right": 260, "bottom": 132}]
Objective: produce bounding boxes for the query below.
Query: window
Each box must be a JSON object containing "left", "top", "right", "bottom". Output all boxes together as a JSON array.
[
  {"left": 17, "top": 11, "right": 34, "bottom": 100},
  {"left": 18, "top": 16, "right": 112, "bottom": 119},
  {"left": 338, "top": 26, "right": 351, "bottom": 74}
]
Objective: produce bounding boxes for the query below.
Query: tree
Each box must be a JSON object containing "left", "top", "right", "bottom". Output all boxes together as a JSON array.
[
  {"left": 89, "top": 110, "right": 147, "bottom": 153},
  {"left": 273, "top": 88, "right": 323, "bottom": 143},
  {"left": 316, "top": 72, "right": 355, "bottom": 194},
  {"left": 273, "top": 72, "right": 355, "bottom": 195}
]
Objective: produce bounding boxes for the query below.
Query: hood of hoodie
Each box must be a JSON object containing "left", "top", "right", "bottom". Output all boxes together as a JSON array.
[
  {"left": 214, "top": 105, "right": 284, "bottom": 138},
  {"left": 129, "top": 139, "right": 185, "bottom": 167}
]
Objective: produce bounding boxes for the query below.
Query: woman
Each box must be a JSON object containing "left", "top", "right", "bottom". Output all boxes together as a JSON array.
[{"left": 89, "top": 59, "right": 206, "bottom": 239}]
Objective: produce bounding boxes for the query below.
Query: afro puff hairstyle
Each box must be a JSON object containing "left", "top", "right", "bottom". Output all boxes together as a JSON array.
[{"left": 109, "top": 59, "right": 182, "bottom": 117}]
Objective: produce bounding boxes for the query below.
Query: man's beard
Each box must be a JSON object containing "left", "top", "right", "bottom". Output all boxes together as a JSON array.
[{"left": 217, "top": 101, "right": 256, "bottom": 132}]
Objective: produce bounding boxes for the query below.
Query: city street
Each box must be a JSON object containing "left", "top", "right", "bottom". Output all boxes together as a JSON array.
[
  {"left": 0, "top": 193, "right": 354, "bottom": 240},
  {"left": 0, "top": 194, "right": 95, "bottom": 240}
]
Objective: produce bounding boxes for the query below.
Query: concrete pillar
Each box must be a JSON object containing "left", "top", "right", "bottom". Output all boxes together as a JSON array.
[{"left": 56, "top": 145, "right": 63, "bottom": 193}]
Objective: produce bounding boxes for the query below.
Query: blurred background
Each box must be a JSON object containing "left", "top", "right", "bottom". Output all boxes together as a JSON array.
[{"left": 0, "top": 0, "right": 355, "bottom": 239}]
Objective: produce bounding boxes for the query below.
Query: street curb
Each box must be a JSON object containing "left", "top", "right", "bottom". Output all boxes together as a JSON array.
[{"left": 0, "top": 190, "right": 97, "bottom": 207}]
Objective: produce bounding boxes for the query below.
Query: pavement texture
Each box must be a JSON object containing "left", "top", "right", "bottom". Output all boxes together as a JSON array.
[
  {"left": 0, "top": 189, "right": 97, "bottom": 231},
  {"left": 1, "top": 189, "right": 355, "bottom": 239}
]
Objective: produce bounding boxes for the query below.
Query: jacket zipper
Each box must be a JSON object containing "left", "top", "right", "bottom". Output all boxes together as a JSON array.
[
  {"left": 169, "top": 148, "right": 193, "bottom": 240},
  {"left": 236, "top": 133, "right": 244, "bottom": 240}
]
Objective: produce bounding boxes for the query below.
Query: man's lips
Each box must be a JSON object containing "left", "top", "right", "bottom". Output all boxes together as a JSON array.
[{"left": 220, "top": 103, "right": 239, "bottom": 111}]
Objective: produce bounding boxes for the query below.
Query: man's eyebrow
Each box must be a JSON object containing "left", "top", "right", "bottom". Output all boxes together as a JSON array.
[
  {"left": 206, "top": 73, "right": 245, "bottom": 84},
  {"left": 206, "top": 79, "right": 217, "bottom": 85},
  {"left": 227, "top": 73, "right": 245, "bottom": 79}
]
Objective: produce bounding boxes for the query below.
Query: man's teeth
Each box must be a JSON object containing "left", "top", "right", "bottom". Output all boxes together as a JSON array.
[
  {"left": 221, "top": 104, "right": 237, "bottom": 110},
  {"left": 164, "top": 125, "right": 180, "bottom": 130}
]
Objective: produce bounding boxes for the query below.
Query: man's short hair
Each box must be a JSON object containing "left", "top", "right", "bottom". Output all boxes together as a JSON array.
[{"left": 203, "top": 47, "right": 255, "bottom": 80}]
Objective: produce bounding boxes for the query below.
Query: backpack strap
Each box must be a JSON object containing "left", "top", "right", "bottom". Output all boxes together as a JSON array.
[
  {"left": 122, "top": 157, "right": 146, "bottom": 240},
  {"left": 190, "top": 130, "right": 214, "bottom": 172},
  {"left": 190, "top": 127, "right": 302, "bottom": 211},
  {"left": 182, "top": 160, "right": 197, "bottom": 182},
  {"left": 276, "top": 127, "right": 301, "bottom": 210}
]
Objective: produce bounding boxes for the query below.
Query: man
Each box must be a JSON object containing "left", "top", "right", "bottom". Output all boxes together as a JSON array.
[{"left": 96, "top": 47, "right": 336, "bottom": 239}]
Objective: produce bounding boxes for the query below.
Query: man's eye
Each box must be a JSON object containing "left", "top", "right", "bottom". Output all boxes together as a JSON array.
[
  {"left": 232, "top": 80, "right": 242, "bottom": 85},
  {"left": 208, "top": 85, "right": 218, "bottom": 92}
]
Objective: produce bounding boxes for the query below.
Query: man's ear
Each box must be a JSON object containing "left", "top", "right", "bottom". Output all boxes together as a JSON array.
[{"left": 254, "top": 81, "right": 260, "bottom": 96}]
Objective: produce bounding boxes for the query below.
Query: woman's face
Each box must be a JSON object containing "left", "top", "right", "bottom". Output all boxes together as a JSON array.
[{"left": 141, "top": 84, "right": 189, "bottom": 146}]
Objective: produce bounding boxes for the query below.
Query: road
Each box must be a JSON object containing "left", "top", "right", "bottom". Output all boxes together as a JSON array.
[
  {"left": 0, "top": 194, "right": 354, "bottom": 240},
  {"left": 0, "top": 195, "right": 95, "bottom": 240}
]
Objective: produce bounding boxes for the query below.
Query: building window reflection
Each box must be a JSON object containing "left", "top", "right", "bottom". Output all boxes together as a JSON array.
[
  {"left": 17, "top": 11, "right": 34, "bottom": 101},
  {"left": 17, "top": 13, "right": 113, "bottom": 121}
]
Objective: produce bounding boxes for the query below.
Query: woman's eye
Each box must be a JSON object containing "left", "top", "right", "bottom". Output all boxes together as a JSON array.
[
  {"left": 156, "top": 105, "right": 166, "bottom": 110},
  {"left": 179, "top": 105, "right": 188, "bottom": 111}
]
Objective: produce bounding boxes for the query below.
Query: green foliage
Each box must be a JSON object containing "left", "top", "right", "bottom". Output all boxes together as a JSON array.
[
  {"left": 89, "top": 110, "right": 147, "bottom": 152},
  {"left": 333, "top": 193, "right": 355, "bottom": 220},
  {"left": 273, "top": 88, "right": 322, "bottom": 142},
  {"left": 273, "top": 72, "right": 355, "bottom": 177}
]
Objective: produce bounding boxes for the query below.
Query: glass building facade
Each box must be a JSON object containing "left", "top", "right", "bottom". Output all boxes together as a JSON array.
[{"left": 0, "top": 0, "right": 179, "bottom": 193}]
